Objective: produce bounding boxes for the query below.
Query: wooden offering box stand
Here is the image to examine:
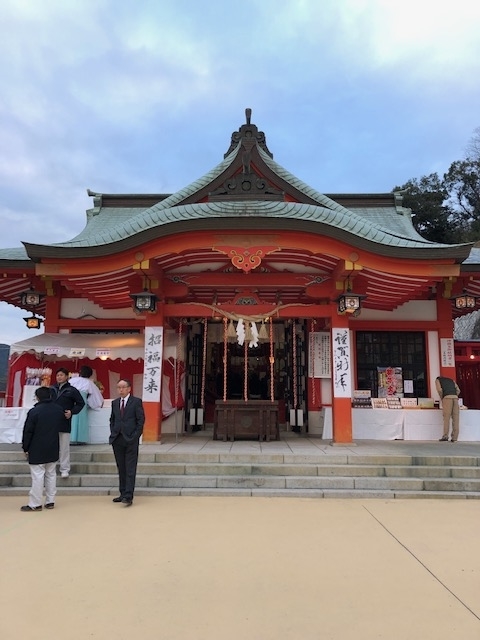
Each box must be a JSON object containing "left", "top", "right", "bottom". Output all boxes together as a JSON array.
[{"left": 214, "top": 400, "right": 279, "bottom": 441}]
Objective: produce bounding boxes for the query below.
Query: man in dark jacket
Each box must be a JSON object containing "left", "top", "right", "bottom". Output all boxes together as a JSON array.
[
  {"left": 109, "top": 378, "right": 145, "bottom": 506},
  {"left": 50, "top": 367, "right": 85, "bottom": 478},
  {"left": 21, "top": 386, "right": 66, "bottom": 511}
]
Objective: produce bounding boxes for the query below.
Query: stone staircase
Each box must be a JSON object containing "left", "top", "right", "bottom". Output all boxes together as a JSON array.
[{"left": 2, "top": 448, "right": 480, "bottom": 498}]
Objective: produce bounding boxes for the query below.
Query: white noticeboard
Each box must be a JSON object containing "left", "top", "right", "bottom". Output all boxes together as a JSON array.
[
  {"left": 440, "top": 338, "right": 455, "bottom": 368},
  {"left": 309, "top": 332, "right": 331, "bottom": 378}
]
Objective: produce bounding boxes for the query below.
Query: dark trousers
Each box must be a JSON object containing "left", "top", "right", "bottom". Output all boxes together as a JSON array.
[{"left": 111, "top": 434, "right": 139, "bottom": 500}]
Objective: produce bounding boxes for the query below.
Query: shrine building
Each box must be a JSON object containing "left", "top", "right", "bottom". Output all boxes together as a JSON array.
[{"left": 2, "top": 109, "right": 480, "bottom": 443}]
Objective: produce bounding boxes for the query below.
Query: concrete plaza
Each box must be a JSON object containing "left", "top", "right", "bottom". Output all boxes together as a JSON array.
[{"left": 1, "top": 493, "right": 479, "bottom": 639}]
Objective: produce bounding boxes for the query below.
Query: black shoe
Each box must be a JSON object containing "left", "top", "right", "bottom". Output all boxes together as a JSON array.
[
  {"left": 45, "top": 503, "right": 55, "bottom": 509},
  {"left": 112, "top": 496, "right": 123, "bottom": 503},
  {"left": 450, "top": 439, "right": 457, "bottom": 443},
  {"left": 20, "top": 505, "right": 42, "bottom": 512},
  {"left": 439, "top": 436, "right": 448, "bottom": 441},
  {"left": 121, "top": 498, "right": 133, "bottom": 506}
]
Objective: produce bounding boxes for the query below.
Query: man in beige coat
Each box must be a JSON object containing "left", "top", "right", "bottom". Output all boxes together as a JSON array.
[{"left": 435, "top": 376, "right": 461, "bottom": 442}]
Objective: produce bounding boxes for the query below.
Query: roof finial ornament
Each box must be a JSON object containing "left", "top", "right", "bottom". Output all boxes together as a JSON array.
[{"left": 223, "top": 108, "right": 272, "bottom": 159}]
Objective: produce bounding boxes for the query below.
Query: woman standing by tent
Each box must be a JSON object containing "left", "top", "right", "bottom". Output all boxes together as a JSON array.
[{"left": 69, "top": 366, "right": 104, "bottom": 444}]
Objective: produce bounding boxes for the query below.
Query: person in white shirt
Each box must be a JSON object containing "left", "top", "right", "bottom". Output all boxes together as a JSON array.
[{"left": 69, "top": 366, "right": 104, "bottom": 444}]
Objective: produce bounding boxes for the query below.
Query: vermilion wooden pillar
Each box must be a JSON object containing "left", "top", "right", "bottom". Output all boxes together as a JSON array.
[
  {"left": 331, "top": 312, "right": 353, "bottom": 444},
  {"left": 142, "top": 304, "right": 164, "bottom": 442},
  {"left": 436, "top": 294, "right": 457, "bottom": 379},
  {"left": 43, "top": 283, "right": 61, "bottom": 333}
]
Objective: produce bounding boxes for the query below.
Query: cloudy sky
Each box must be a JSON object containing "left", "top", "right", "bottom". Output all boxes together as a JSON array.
[{"left": 1, "top": 0, "right": 479, "bottom": 345}]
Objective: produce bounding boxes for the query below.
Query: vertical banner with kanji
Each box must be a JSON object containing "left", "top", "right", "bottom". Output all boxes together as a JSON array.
[
  {"left": 143, "top": 326, "right": 163, "bottom": 402},
  {"left": 308, "top": 332, "right": 331, "bottom": 378},
  {"left": 332, "top": 328, "right": 352, "bottom": 398}
]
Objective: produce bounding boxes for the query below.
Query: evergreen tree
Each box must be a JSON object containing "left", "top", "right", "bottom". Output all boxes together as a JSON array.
[{"left": 394, "top": 128, "right": 480, "bottom": 243}]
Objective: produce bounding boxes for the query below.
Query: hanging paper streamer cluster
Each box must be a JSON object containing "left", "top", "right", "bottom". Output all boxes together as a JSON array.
[
  {"left": 225, "top": 318, "right": 269, "bottom": 348},
  {"left": 258, "top": 321, "right": 269, "bottom": 341},
  {"left": 227, "top": 320, "right": 237, "bottom": 342}
]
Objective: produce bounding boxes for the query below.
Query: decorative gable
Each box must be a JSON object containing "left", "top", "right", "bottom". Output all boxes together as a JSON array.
[
  {"left": 209, "top": 108, "right": 283, "bottom": 201},
  {"left": 208, "top": 169, "right": 284, "bottom": 201}
]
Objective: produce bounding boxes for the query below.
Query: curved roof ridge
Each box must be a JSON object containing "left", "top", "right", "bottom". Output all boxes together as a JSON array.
[
  {"left": 256, "top": 145, "right": 447, "bottom": 245},
  {"left": 40, "top": 200, "right": 469, "bottom": 251},
  {"left": 256, "top": 146, "right": 352, "bottom": 215},
  {"left": 146, "top": 144, "right": 241, "bottom": 214}
]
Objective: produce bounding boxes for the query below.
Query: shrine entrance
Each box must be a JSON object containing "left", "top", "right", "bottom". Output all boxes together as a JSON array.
[{"left": 183, "top": 318, "right": 309, "bottom": 436}]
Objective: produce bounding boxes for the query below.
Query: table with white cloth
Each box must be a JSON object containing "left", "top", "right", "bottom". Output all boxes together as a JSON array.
[
  {"left": 0, "top": 408, "right": 29, "bottom": 443},
  {"left": 0, "top": 404, "right": 112, "bottom": 445},
  {"left": 403, "top": 408, "right": 480, "bottom": 441},
  {"left": 352, "top": 409, "right": 404, "bottom": 439},
  {"left": 88, "top": 406, "right": 112, "bottom": 444},
  {"left": 321, "top": 408, "right": 480, "bottom": 441}
]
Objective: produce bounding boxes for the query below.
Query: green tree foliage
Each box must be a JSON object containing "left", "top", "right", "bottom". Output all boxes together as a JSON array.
[
  {"left": 394, "top": 128, "right": 480, "bottom": 244},
  {"left": 444, "top": 158, "right": 480, "bottom": 241}
]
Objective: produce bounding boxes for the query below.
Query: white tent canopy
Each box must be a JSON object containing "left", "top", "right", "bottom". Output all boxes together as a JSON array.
[{"left": 9, "top": 333, "right": 145, "bottom": 361}]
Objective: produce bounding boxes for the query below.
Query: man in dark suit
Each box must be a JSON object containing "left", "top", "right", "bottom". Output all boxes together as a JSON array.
[{"left": 109, "top": 378, "right": 145, "bottom": 506}]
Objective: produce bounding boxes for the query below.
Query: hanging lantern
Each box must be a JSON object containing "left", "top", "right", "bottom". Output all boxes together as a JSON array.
[
  {"left": 336, "top": 284, "right": 366, "bottom": 314},
  {"left": 23, "top": 314, "right": 43, "bottom": 330},
  {"left": 450, "top": 289, "right": 476, "bottom": 310},
  {"left": 129, "top": 288, "right": 158, "bottom": 313},
  {"left": 20, "top": 287, "right": 44, "bottom": 308}
]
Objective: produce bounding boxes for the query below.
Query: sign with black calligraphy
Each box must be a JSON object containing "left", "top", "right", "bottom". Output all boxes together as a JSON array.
[
  {"left": 440, "top": 338, "right": 454, "bottom": 368},
  {"left": 143, "top": 327, "right": 163, "bottom": 402},
  {"left": 332, "top": 328, "right": 352, "bottom": 398}
]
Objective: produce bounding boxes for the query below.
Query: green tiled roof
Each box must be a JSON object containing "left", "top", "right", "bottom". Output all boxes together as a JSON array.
[
  {"left": 0, "top": 247, "right": 31, "bottom": 261},
  {"left": 68, "top": 207, "right": 146, "bottom": 244},
  {"left": 0, "top": 116, "right": 476, "bottom": 266},
  {"left": 24, "top": 201, "right": 470, "bottom": 260}
]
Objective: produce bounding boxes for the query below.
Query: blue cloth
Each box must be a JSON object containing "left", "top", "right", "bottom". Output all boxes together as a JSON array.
[{"left": 70, "top": 391, "right": 89, "bottom": 443}]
